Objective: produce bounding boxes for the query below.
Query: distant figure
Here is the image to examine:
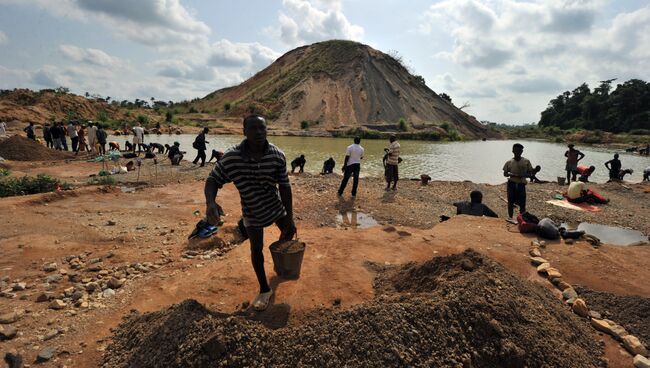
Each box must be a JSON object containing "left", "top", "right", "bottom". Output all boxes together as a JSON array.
[
  {"left": 576, "top": 165, "right": 596, "bottom": 182},
  {"left": 641, "top": 144, "right": 650, "bottom": 156},
  {"left": 503, "top": 143, "right": 533, "bottom": 219},
  {"left": 24, "top": 122, "right": 36, "bottom": 140},
  {"left": 529, "top": 165, "right": 548, "bottom": 184},
  {"left": 643, "top": 166, "right": 650, "bottom": 181},
  {"left": 150, "top": 143, "right": 165, "bottom": 154},
  {"left": 96, "top": 125, "right": 107, "bottom": 155},
  {"left": 208, "top": 149, "right": 224, "bottom": 163},
  {"left": 60, "top": 122, "right": 68, "bottom": 151},
  {"left": 125, "top": 141, "right": 133, "bottom": 152},
  {"left": 87, "top": 122, "right": 97, "bottom": 153},
  {"left": 132, "top": 123, "right": 145, "bottom": 153},
  {"left": 43, "top": 123, "right": 52, "bottom": 148},
  {"left": 337, "top": 136, "right": 364, "bottom": 197},
  {"left": 604, "top": 154, "right": 622, "bottom": 181},
  {"left": 50, "top": 122, "right": 63, "bottom": 150},
  {"left": 453, "top": 190, "right": 498, "bottom": 218},
  {"left": 77, "top": 125, "right": 88, "bottom": 154},
  {"left": 164, "top": 143, "right": 171, "bottom": 155},
  {"left": 109, "top": 141, "right": 121, "bottom": 151},
  {"left": 167, "top": 141, "right": 184, "bottom": 165},
  {"left": 291, "top": 155, "right": 306, "bottom": 173},
  {"left": 564, "top": 144, "right": 585, "bottom": 184},
  {"left": 192, "top": 127, "right": 209, "bottom": 167},
  {"left": 321, "top": 157, "right": 335, "bottom": 174},
  {"left": 383, "top": 135, "right": 401, "bottom": 191},
  {"left": 567, "top": 181, "right": 608, "bottom": 204},
  {"left": 0, "top": 120, "right": 6, "bottom": 137},
  {"left": 68, "top": 121, "right": 79, "bottom": 152},
  {"left": 618, "top": 169, "right": 633, "bottom": 181}
]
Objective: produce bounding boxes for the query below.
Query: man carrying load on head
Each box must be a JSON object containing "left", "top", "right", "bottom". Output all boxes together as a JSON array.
[{"left": 204, "top": 114, "right": 296, "bottom": 311}]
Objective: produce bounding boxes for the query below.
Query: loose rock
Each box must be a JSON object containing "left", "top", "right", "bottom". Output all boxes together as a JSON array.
[
  {"left": 49, "top": 299, "right": 66, "bottom": 310},
  {"left": 530, "top": 257, "right": 548, "bottom": 266},
  {"left": 43, "top": 263, "right": 58, "bottom": 272},
  {"left": 562, "top": 288, "right": 578, "bottom": 300},
  {"left": 572, "top": 299, "right": 589, "bottom": 318},
  {"left": 634, "top": 355, "right": 650, "bottom": 368},
  {"left": 529, "top": 248, "right": 542, "bottom": 258},
  {"left": 37, "top": 346, "right": 56, "bottom": 362},
  {"left": 591, "top": 318, "right": 611, "bottom": 334},
  {"left": 0, "top": 325, "right": 17, "bottom": 340},
  {"left": 623, "top": 335, "right": 648, "bottom": 357},
  {"left": 536, "top": 263, "right": 551, "bottom": 273}
]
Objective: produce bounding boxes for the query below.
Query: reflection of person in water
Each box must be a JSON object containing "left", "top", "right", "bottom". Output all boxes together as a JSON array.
[
  {"left": 291, "top": 155, "right": 306, "bottom": 173},
  {"left": 321, "top": 157, "right": 335, "bottom": 174}
]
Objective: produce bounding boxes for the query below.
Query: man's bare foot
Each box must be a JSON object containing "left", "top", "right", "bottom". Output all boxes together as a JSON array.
[{"left": 253, "top": 290, "right": 273, "bottom": 311}]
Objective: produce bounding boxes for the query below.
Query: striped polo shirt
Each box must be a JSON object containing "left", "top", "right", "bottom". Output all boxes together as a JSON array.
[
  {"left": 208, "top": 139, "right": 290, "bottom": 228},
  {"left": 386, "top": 141, "right": 401, "bottom": 165}
]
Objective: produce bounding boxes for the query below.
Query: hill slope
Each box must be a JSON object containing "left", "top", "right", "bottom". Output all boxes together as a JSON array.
[{"left": 194, "top": 40, "right": 496, "bottom": 139}]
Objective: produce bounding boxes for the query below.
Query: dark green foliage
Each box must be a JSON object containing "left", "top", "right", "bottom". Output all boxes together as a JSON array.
[
  {"left": 539, "top": 79, "right": 650, "bottom": 133},
  {"left": 0, "top": 174, "right": 67, "bottom": 197},
  {"left": 300, "top": 121, "right": 309, "bottom": 129},
  {"left": 440, "top": 122, "right": 450, "bottom": 131},
  {"left": 0, "top": 168, "right": 9, "bottom": 176},
  {"left": 398, "top": 118, "right": 408, "bottom": 131},
  {"left": 165, "top": 111, "right": 173, "bottom": 123},
  {"left": 136, "top": 114, "right": 149, "bottom": 125},
  {"left": 188, "top": 107, "right": 199, "bottom": 113},
  {"left": 439, "top": 93, "right": 452, "bottom": 103},
  {"left": 224, "top": 102, "right": 231, "bottom": 111}
]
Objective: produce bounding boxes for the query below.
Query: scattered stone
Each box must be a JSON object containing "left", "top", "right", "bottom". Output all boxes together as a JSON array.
[
  {"left": 539, "top": 240, "right": 547, "bottom": 248},
  {"left": 107, "top": 278, "right": 123, "bottom": 289},
  {"left": 562, "top": 288, "right": 578, "bottom": 300},
  {"left": 333, "top": 298, "right": 342, "bottom": 306},
  {"left": 107, "top": 220, "right": 117, "bottom": 226},
  {"left": 530, "top": 257, "right": 548, "bottom": 266},
  {"left": 634, "top": 355, "right": 650, "bottom": 368},
  {"left": 572, "top": 299, "right": 589, "bottom": 318},
  {"left": 12, "top": 282, "right": 26, "bottom": 291},
  {"left": 43, "top": 263, "right": 58, "bottom": 272},
  {"left": 3, "top": 350, "right": 23, "bottom": 368},
  {"left": 607, "top": 322, "right": 628, "bottom": 341},
  {"left": 623, "top": 335, "right": 648, "bottom": 357},
  {"left": 546, "top": 268, "right": 562, "bottom": 281},
  {"left": 0, "top": 311, "right": 22, "bottom": 324},
  {"left": 86, "top": 282, "right": 99, "bottom": 292},
  {"left": 0, "top": 325, "right": 17, "bottom": 340},
  {"left": 554, "top": 280, "right": 572, "bottom": 291},
  {"left": 591, "top": 318, "right": 611, "bottom": 334},
  {"left": 36, "top": 346, "right": 56, "bottom": 362},
  {"left": 536, "top": 263, "right": 551, "bottom": 273},
  {"left": 49, "top": 299, "right": 66, "bottom": 310},
  {"left": 46, "top": 274, "right": 62, "bottom": 283},
  {"left": 529, "top": 248, "right": 542, "bottom": 258},
  {"left": 43, "top": 329, "right": 59, "bottom": 341},
  {"left": 588, "top": 311, "right": 602, "bottom": 320},
  {"left": 36, "top": 292, "right": 53, "bottom": 302},
  {"left": 566, "top": 297, "right": 577, "bottom": 306},
  {"left": 103, "top": 288, "right": 116, "bottom": 298}
]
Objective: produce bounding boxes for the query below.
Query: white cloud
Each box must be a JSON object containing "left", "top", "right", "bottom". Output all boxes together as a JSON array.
[
  {"left": 31, "top": 66, "right": 61, "bottom": 87},
  {"left": 208, "top": 39, "right": 280, "bottom": 69},
  {"left": 276, "top": 0, "right": 364, "bottom": 46},
  {"left": 59, "top": 44, "right": 127, "bottom": 68},
  {"left": 420, "top": 0, "right": 650, "bottom": 123},
  {"left": 1, "top": 0, "right": 210, "bottom": 49},
  {"left": 0, "top": 31, "right": 7, "bottom": 45}
]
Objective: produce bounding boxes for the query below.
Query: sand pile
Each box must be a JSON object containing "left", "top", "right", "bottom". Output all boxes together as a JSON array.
[
  {"left": 102, "top": 250, "right": 604, "bottom": 368},
  {"left": 0, "top": 136, "right": 73, "bottom": 161},
  {"left": 576, "top": 286, "right": 650, "bottom": 347}
]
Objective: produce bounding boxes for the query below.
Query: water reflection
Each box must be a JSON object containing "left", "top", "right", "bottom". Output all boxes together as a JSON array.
[{"left": 110, "top": 134, "right": 650, "bottom": 184}]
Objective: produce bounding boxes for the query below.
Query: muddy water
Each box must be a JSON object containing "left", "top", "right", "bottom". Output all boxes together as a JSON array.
[
  {"left": 572, "top": 223, "right": 649, "bottom": 246},
  {"left": 110, "top": 134, "right": 650, "bottom": 184},
  {"left": 336, "top": 211, "right": 379, "bottom": 229}
]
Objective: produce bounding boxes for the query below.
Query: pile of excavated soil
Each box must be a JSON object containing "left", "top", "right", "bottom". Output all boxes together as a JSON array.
[
  {"left": 575, "top": 286, "right": 650, "bottom": 347},
  {"left": 102, "top": 250, "right": 604, "bottom": 368},
  {"left": 0, "top": 136, "right": 73, "bottom": 161}
]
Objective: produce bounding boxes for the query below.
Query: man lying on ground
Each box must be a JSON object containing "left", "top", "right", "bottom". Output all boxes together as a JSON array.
[{"left": 453, "top": 190, "right": 498, "bottom": 218}]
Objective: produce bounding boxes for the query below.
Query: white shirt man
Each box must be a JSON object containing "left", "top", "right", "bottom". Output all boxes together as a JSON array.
[{"left": 337, "top": 137, "right": 364, "bottom": 197}]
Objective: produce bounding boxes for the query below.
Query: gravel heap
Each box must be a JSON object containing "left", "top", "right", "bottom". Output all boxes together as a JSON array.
[
  {"left": 0, "top": 135, "right": 73, "bottom": 161},
  {"left": 575, "top": 285, "right": 650, "bottom": 347},
  {"left": 102, "top": 250, "right": 604, "bottom": 368}
]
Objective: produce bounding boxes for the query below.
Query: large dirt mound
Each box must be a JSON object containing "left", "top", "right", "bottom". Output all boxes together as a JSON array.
[
  {"left": 102, "top": 250, "right": 604, "bottom": 368},
  {"left": 576, "top": 286, "right": 650, "bottom": 347},
  {"left": 0, "top": 136, "right": 73, "bottom": 161},
  {"left": 194, "top": 40, "right": 497, "bottom": 140}
]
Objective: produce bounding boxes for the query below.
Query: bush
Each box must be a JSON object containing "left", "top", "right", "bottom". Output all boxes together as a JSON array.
[
  {"left": 224, "top": 102, "right": 231, "bottom": 111},
  {"left": 136, "top": 114, "right": 149, "bottom": 125},
  {"left": 165, "top": 111, "right": 173, "bottom": 123},
  {"left": 0, "top": 174, "right": 67, "bottom": 197},
  {"left": 96, "top": 110, "right": 109, "bottom": 122},
  {"left": 300, "top": 121, "right": 309, "bottom": 129},
  {"left": 398, "top": 118, "right": 408, "bottom": 131},
  {"left": 189, "top": 107, "right": 198, "bottom": 113},
  {"left": 446, "top": 129, "right": 462, "bottom": 141},
  {"left": 90, "top": 175, "right": 116, "bottom": 186},
  {"left": 0, "top": 168, "right": 9, "bottom": 177},
  {"left": 440, "top": 122, "right": 450, "bottom": 131}
]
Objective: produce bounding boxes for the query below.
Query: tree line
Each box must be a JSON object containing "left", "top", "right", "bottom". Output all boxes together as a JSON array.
[{"left": 539, "top": 79, "right": 650, "bottom": 133}]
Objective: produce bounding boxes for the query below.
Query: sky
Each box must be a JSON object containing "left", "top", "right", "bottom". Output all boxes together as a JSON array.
[{"left": 0, "top": 0, "right": 648, "bottom": 125}]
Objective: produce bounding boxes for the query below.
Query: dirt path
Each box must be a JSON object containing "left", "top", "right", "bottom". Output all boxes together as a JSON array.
[{"left": 1, "top": 162, "right": 649, "bottom": 367}]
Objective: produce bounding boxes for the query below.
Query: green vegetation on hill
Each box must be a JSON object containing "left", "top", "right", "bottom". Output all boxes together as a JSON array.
[{"left": 539, "top": 79, "right": 649, "bottom": 133}]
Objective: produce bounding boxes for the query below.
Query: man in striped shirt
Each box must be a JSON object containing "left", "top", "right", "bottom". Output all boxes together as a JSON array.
[
  {"left": 204, "top": 115, "right": 296, "bottom": 311},
  {"left": 383, "top": 135, "right": 401, "bottom": 191}
]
